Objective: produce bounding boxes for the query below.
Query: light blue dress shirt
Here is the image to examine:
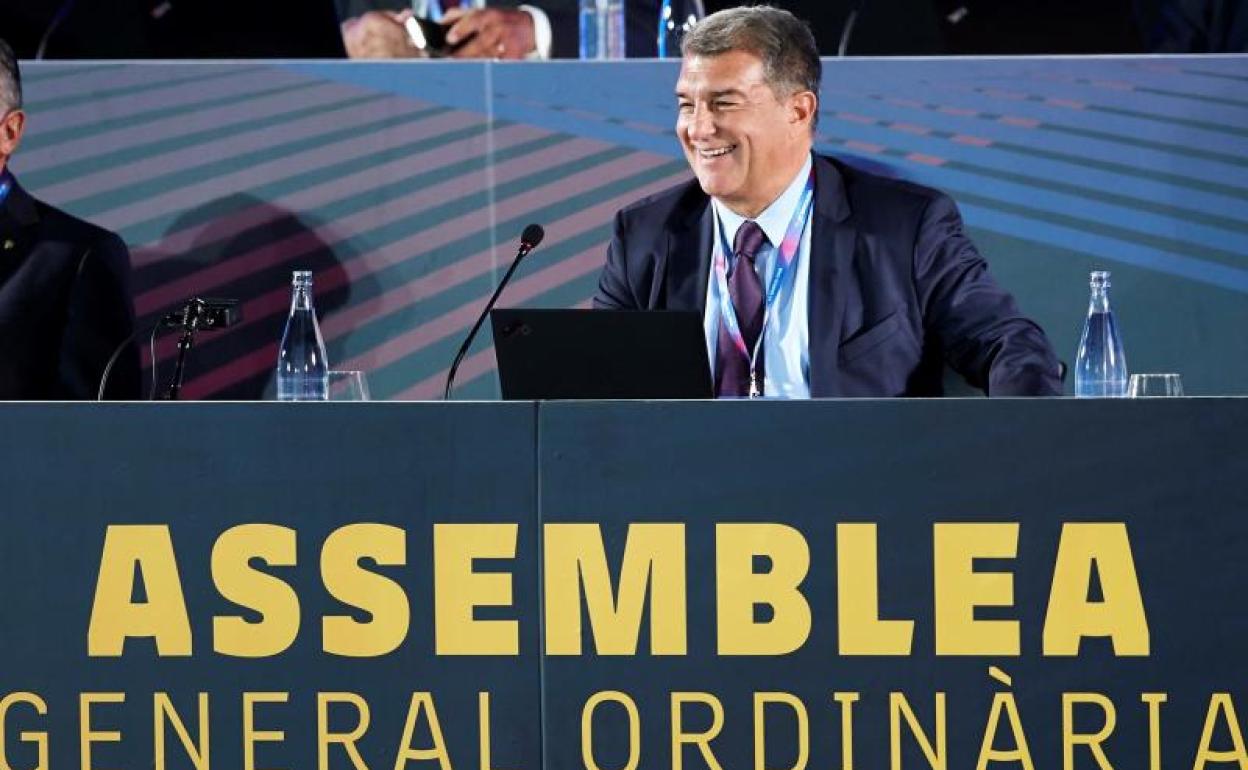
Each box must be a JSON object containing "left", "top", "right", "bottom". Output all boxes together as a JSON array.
[{"left": 703, "top": 154, "right": 814, "bottom": 399}]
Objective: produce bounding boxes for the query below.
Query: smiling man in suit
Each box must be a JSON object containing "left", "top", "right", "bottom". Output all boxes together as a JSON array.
[
  {"left": 593, "top": 6, "right": 1061, "bottom": 398},
  {"left": 0, "top": 39, "right": 140, "bottom": 399}
]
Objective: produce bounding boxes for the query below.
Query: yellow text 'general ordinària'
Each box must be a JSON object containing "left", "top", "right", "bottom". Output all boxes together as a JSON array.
[{"left": 84, "top": 522, "right": 1149, "bottom": 658}]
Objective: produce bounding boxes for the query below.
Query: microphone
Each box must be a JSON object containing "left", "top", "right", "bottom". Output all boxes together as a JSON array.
[
  {"left": 159, "top": 297, "right": 242, "bottom": 331},
  {"left": 159, "top": 297, "right": 241, "bottom": 400},
  {"left": 444, "top": 224, "right": 544, "bottom": 400},
  {"left": 97, "top": 296, "right": 242, "bottom": 400}
]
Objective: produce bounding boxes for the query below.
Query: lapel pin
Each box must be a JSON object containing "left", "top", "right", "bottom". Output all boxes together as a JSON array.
[{"left": 2, "top": 239, "right": 13, "bottom": 251}]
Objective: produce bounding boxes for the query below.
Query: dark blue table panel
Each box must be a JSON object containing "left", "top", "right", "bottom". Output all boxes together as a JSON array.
[
  {"left": 0, "top": 403, "right": 539, "bottom": 770},
  {"left": 2, "top": 399, "right": 1247, "bottom": 768},
  {"left": 539, "top": 398, "right": 1248, "bottom": 770}
]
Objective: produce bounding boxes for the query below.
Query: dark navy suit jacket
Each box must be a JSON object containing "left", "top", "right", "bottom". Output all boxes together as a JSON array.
[
  {"left": 0, "top": 174, "right": 140, "bottom": 399},
  {"left": 593, "top": 154, "right": 1062, "bottom": 397}
]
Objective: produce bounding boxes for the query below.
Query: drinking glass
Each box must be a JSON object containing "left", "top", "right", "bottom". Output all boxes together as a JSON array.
[
  {"left": 327, "top": 370, "right": 371, "bottom": 401},
  {"left": 1127, "top": 373, "right": 1184, "bottom": 398}
]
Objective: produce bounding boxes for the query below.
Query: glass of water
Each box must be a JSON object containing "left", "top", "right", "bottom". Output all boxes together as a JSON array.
[
  {"left": 1127, "top": 373, "right": 1184, "bottom": 398},
  {"left": 327, "top": 370, "right": 372, "bottom": 401}
]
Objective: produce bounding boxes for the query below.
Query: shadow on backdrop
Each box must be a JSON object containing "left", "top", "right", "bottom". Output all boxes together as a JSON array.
[{"left": 131, "top": 196, "right": 371, "bottom": 400}]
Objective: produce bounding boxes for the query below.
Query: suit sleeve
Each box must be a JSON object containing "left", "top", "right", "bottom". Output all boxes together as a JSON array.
[
  {"left": 55, "top": 232, "right": 142, "bottom": 400},
  {"left": 592, "top": 208, "right": 639, "bottom": 310},
  {"left": 501, "top": 0, "right": 578, "bottom": 58},
  {"left": 532, "top": 0, "right": 578, "bottom": 58},
  {"left": 913, "top": 194, "right": 1063, "bottom": 396}
]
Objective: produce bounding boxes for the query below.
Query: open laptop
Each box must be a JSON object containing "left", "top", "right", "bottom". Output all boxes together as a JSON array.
[{"left": 490, "top": 309, "right": 713, "bottom": 400}]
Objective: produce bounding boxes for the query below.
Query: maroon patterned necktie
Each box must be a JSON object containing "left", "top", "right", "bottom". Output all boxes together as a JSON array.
[{"left": 714, "top": 220, "right": 769, "bottom": 397}]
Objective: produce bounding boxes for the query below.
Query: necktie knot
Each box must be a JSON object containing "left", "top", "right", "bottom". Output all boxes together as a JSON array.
[{"left": 733, "top": 220, "right": 768, "bottom": 264}]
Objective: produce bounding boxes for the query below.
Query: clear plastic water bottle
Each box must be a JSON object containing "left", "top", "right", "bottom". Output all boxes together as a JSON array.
[
  {"left": 657, "top": 0, "right": 704, "bottom": 57},
  {"left": 580, "top": 0, "right": 625, "bottom": 60},
  {"left": 1074, "top": 270, "right": 1128, "bottom": 398},
  {"left": 276, "top": 270, "right": 329, "bottom": 401}
]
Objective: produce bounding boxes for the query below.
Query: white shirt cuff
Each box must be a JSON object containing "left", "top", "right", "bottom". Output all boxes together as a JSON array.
[{"left": 518, "top": 4, "right": 553, "bottom": 59}]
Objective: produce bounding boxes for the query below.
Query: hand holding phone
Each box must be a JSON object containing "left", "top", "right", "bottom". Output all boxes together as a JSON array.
[
  {"left": 403, "top": 14, "right": 450, "bottom": 55},
  {"left": 403, "top": 14, "right": 481, "bottom": 56}
]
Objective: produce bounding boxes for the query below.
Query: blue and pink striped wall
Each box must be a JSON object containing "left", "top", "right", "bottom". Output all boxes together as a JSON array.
[{"left": 15, "top": 57, "right": 1248, "bottom": 397}]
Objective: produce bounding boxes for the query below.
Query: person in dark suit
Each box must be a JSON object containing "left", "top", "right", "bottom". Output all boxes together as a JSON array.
[
  {"left": 0, "top": 40, "right": 140, "bottom": 399},
  {"left": 593, "top": 7, "right": 1060, "bottom": 398}
]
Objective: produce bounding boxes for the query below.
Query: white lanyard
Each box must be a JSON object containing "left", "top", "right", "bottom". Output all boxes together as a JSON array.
[{"left": 713, "top": 169, "right": 815, "bottom": 396}]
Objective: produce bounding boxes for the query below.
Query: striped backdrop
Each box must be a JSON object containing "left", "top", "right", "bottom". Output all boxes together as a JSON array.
[{"left": 14, "top": 56, "right": 1248, "bottom": 398}]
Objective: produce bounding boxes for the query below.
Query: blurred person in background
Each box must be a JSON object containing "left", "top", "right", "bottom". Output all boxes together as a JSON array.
[
  {"left": 336, "top": 0, "right": 579, "bottom": 59},
  {"left": 0, "top": 0, "right": 347, "bottom": 58},
  {"left": 4, "top": 0, "right": 1170, "bottom": 58},
  {"left": 699, "top": 0, "right": 1145, "bottom": 56}
]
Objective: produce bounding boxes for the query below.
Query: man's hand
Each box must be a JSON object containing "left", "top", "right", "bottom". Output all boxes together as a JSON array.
[
  {"left": 443, "top": 7, "right": 536, "bottom": 59},
  {"left": 341, "top": 10, "right": 429, "bottom": 59}
]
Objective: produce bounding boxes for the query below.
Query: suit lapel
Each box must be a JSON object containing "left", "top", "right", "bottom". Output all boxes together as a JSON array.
[
  {"left": 662, "top": 193, "right": 712, "bottom": 312},
  {"left": 807, "top": 156, "right": 855, "bottom": 398},
  {"left": 0, "top": 176, "right": 40, "bottom": 265}
]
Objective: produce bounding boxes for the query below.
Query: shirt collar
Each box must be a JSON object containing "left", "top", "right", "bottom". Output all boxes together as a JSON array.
[
  {"left": 712, "top": 153, "right": 813, "bottom": 251},
  {"left": 0, "top": 168, "right": 11, "bottom": 208}
]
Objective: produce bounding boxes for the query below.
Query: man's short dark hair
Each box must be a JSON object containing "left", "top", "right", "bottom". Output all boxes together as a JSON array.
[
  {"left": 681, "top": 5, "right": 821, "bottom": 117},
  {"left": 0, "top": 38, "right": 21, "bottom": 113}
]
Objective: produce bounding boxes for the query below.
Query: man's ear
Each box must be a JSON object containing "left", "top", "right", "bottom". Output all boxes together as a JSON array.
[
  {"left": 0, "top": 109, "right": 25, "bottom": 163},
  {"left": 789, "top": 91, "right": 817, "bottom": 132}
]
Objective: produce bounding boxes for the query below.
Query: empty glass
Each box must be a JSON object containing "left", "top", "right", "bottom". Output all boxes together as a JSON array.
[
  {"left": 1127, "top": 373, "right": 1184, "bottom": 398},
  {"left": 327, "top": 370, "right": 371, "bottom": 401}
]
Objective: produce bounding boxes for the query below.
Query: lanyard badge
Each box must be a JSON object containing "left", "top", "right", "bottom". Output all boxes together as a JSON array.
[{"left": 713, "top": 168, "right": 815, "bottom": 397}]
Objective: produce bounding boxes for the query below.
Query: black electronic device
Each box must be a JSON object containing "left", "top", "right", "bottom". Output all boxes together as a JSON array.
[
  {"left": 404, "top": 14, "right": 457, "bottom": 56},
  {"left": 404, "top": 13, "right": 476, "bottom": 57},
  {"left": 490, "top": 309, "right": 713, "bottom": 400}
]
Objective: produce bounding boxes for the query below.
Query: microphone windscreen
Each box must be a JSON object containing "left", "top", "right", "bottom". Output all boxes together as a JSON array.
[{"left": 521, "top": 223, "right": 545, "bottom": 249}]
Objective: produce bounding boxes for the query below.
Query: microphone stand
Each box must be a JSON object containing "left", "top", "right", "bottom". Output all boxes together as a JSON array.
[
  {"left": 36, "top": 0, "right": 78, "bottom": 59},
  {"left": 837, "top": 0, "right": 866, "bottom": 56},
  {"left": 445, "top": 229, "right": 542, "bottom": 400},
  {"left": 158, "top": 298, "right": 242, "bottom": 401},
  {"left": 161, "top": 306, "right": 204, "bottom": 401},
  {"left": 163, "top": 327, "right": 197, "bottom": 401}
]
